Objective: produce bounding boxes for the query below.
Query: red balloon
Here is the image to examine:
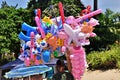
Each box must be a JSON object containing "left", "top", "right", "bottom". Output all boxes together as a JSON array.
[
  {"left": 37, "top": 9, "right": 41, "bottom": 18},
  {"left": 58, "top": 2, "right": 65, "bottom": 24}
]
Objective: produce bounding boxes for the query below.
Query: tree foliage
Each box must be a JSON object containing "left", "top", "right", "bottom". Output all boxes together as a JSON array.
[
  {"left": 85, "top": 9, "right": 120, "bottom": 52},
  {"left": 0, "top": 7, "right": 33, "bottom": 65},
  {"left": 27, "top": 0, "right": 85, "bottom": 17}
]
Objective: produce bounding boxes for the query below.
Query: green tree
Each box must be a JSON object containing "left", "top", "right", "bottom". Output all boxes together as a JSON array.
[
  {"left": 27, "top": 0, "right": 85, "bottom": 17},
  {"left": 0, "top": 7, "right": 33, "bottom": 65},
  {"left": 27, "top": 0, "right": 51, "bottom": 11},
  {"left": 85, "top": 9, "right": 120, "bottom": 52},
  {"left": 1, "top": 1, "right": 9, "bottom": 8}
]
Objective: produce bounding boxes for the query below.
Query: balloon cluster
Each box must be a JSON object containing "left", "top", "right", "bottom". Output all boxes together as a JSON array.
[
  {"left": 18, "top": 8, "right": 64, "bottom": 66},
  {"left": 18, "top": 2, "right": 102, "bottom": 79}
]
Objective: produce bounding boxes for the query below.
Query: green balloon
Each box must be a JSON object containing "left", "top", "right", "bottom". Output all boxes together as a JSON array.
[
  {"left": 46, "top": 22, "right": 51, "bottom": 27},
  {"left": 54, "top": 50, "right": 58, "bottom": 57}
]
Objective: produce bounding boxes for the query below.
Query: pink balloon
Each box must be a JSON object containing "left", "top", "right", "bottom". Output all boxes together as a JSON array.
[
  {"left": 65, "top": 16, "right": 78, "bottom": 27},
  {"left": 25, "top": 57, "right": 30, "bottom": 66},
  {"left": 69, "top": 46, "right": 85, "bottom": 55},
  {"left": 35, "top": 59, "right": 39, "bottom": 65},
  {"left": 61, "top": 46, "right": 66, "bottom": 53},
  {"left": 82, "top": 9, "right": 102, "bottom": 19},
  {"left": 90, "top": 32, "right": 96, "bottom": 37},
  {"left": 71, "top": 60, "right": 80, "bottom": 65},
  {"left": 75, "top": 9, "right": 102, "bottom": 23},
  {"left": 30, "top": 32, "right": 34, "bottom": 48},
  {"left": 30, "top": 53, "right": 35, "bottom": 60},
  {"left": 35, "top": 16, "right": 40, "bottom": 27},
  {"left": 72, "top": 72, "right": 81, "bottom": 80},
  {"left": 72, "top": 65, "right": 81, "bottom": 69},
  {"left": 70, "top": 54, "right": 81, "bottom": 61},
  {"left": 35, "top": 16, "right": 45, "bottom": 38},
  {"left": 30, "top": 32, "right": 35, "bottom": 60},
  {"left": 57, "top": 31, "right": 69, "bottom": 47},
  {"left": 57, "top": 31, "right": 67, "bottom": 39},
  {"left": 89, "top": 18, "right": 99, "bottom": 26},
  {"left": 72, "top": 68, "right": 81, "bottom": 74}
]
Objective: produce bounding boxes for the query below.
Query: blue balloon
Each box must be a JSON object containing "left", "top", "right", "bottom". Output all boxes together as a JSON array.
[
  {"left": 36, "top": 55, "right": 41, "bottom": 60},
  {"left": 50, "top": 24, "right": 59, "bottom": 35},
  {"left": 42, "top": 50, "right": 50, "bottom": 63},
  {"left": 34, "top": 9, "right": 37, "bottom": 16},
  {"left": 57, "top": 19, "right": 62, "bottom": 27},
  {"left": 56, "top": 19, "right": 63, "bottom": 31},
  {"left": 18, "top": 32, "right": 30, "bottom": 41},
  {"left": 50, "top": 24, "right": 55, "bottom": 34},
  {"left": 24, "top": 51, "right": 29, "bottom": 58},
  {"left": 22, "top": 23, "right": 37, "bottom": 35},
  {"left": 37, "top": 47, "right": 42, "bottom": 54},
  {"left": 80, "top": 18, "right": 90, "bottom": 23},
  {"left": 41, "top": 22, "right": 47, "bottom": 34},
  {"left": 58, "top": 24, "right": 63, "bottom": 30},
  {"left": 57, "top": 47, "right": 61, "bottom": 51},
  {"left": 26, "top": 30, "right": 31, "bottom": 36}
]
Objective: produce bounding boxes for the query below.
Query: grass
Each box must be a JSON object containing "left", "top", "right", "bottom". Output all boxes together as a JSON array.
[{"left": 87, "top": 44, "right": 120, "bottom": 70}]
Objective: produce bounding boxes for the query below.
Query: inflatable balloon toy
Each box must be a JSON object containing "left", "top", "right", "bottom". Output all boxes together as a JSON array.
[
  {"left": 17, "top": 2, "right": 102, "bottom": 80},
  {"left": 75, "top": 9, "right": 102, "bottom": 23},
  {"left": 37, "top": 9, "right": 41, "bottom": 19},
  {"left": 42, "top": 50, "right": 51, "bottom": 63},
  {"left": 35, "top": 17, "right": 45, "bottom": 38},
  {"left": 47, "top": 36, "right": 58, "bottom": 50},
  {"left": 42, "top": 16, "right": 53, "bottom": 27},
  {"left": 88, "top": 18, "right": 99, "bottom": 26},
  {"left": 22, "top": 22, "right": 38, "bottom": 36},
  {"left": 65, "top": 16, "right": 79, "bottom": 29},
  {"left": 58, "top": 2, "right": 65, "bottom": 24},
  {"left": 81, "top": 5, "right": 91, "bottom": 15},
  {"left": 57, "top": 2, "right": 102, "bottom": 80}
]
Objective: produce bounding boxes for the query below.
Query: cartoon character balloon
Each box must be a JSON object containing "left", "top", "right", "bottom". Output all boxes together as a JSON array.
[{"left": 18, "top": 2, "right": 101, "bottom": 80}]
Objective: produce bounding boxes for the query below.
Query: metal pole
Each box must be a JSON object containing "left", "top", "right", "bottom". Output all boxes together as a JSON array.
[
  {"left": 0, "top": 69, "right": 2, "bottom": 80},
  {"left": 29, "top": 76, "right": 31, "bottom": 80},
  {"left": 21, "top": 78, "right": 23, "bottom": 80},
  {"left": 94, "top": 0, "right": 98, "bottom": 11}
]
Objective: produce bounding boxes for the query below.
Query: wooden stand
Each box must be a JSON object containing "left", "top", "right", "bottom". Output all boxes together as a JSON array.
[{"left": 65, "top": 49, "right": 72, "bottom": 72}]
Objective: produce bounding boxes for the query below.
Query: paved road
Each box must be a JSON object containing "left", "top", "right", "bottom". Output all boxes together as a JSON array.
[{"left": 82, "top": 69, "right": 120, "bottom": 80}]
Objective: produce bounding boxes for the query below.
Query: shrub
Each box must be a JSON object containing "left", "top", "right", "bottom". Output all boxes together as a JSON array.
[{"left": 87, "top": 44, "right": 120, "bottom": 70}]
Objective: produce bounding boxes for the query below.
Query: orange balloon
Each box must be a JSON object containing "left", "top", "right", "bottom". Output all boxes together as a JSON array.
[
  {"left": 47, "top": 36, "right": 58, "bottom": 50},
  {"left": 81, "top": 25, "right": 94, "bottom": 33}
]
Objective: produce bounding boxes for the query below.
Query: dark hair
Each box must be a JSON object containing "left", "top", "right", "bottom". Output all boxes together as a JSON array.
[
  {"left": 56, "top": 59, "right": 65, "bottom": 66},
  {"left": 56, "top": 59, "right": 65, "bottom": 72}
]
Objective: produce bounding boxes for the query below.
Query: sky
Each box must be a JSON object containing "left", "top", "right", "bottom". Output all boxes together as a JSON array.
[
  {"left": 0, "top": 0, "right": 120, "bottom": 13},
  {"left": 0, "top": 0, "right": 29, "bottom": 8},
  {"left": 81, "top": 0, "right": 120, "bottom": 12}
]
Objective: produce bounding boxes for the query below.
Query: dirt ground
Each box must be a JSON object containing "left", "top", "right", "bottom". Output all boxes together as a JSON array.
[{"left": 81, "top": 69, "right": 120, "bottom": 80}]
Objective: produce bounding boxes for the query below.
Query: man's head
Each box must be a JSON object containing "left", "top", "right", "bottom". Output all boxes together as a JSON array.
[{"left": 56, "top": 59, "right": 65, "bottom": 72}]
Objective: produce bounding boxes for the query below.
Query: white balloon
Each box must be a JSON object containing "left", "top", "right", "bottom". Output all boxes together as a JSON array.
[
  {"left": 35, "top": 34, "right": 41, "bottom": 40},
  {"left": 26, "top": 41, "right": 31, "bottom": 47}
]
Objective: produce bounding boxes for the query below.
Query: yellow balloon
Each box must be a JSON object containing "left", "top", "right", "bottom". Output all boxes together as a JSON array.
[{"left": 42, "top": 16, "right": 53, "bottom": 24}]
